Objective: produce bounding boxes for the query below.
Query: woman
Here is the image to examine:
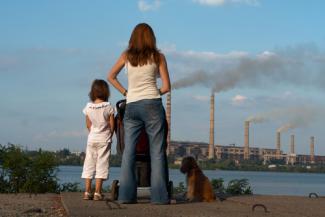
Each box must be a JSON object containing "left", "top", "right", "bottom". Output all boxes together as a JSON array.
[{"left": 107, "top": 23, "right": 171, "bottom": 204}]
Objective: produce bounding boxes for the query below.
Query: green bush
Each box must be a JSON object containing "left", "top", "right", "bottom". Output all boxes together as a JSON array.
[
  {"left": 226, "top": 178, "right": 252, "bottom": 195},
  {"left": 173, "top": 182, "right": 186, "bottom": 194},
  {"left": 174, "top": 178, "right": 252, "bottom": 197},
  {"left": 0, "top": 144, "right": 109, "bottom": 193},
  {"left": 1, "top": 144, "right": 30, "bottom": 193},
  {"left": 211, "top": 178, "right": 225, "bottom": 192},
  {"left": 0, "top": 144, "right": 59, "bottom": 193},
  {"left": 23, "top": 150, "right": 58, "bottom": 193},
  {"left": 59, "top": 182, "right": 82, "bottom": 192},
  {"left": 0, "top": 145, "right": 10, "bottom": 192}
]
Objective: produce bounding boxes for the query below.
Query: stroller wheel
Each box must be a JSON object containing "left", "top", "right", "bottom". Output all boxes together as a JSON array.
[
  {"left": 167, "top": 181, "right": 173, "bottom": 199},
  {"left": 110, "top": 180, "right": 119, "bottom": 201}
]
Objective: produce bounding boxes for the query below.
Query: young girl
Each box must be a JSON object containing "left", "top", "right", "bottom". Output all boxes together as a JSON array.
[{"left": 81, "top": 79, "right": 115, "bottom": 200}]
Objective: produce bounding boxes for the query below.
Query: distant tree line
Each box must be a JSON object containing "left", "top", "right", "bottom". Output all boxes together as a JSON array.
[
  {"left": 55, "top": 148, "right": 84, "bottom": 165},
  {"left": 54, "top": 148, "right": 122, "bottom": 167}
]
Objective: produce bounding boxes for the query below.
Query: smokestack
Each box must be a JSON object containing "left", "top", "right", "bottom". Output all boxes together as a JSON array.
[
  {"left": 310, "top": 136, "right": 315, "bottom": 164},
  {"left": 244, "top": 121, "right": 250, "bottom": 160},
  {"left": 290, "top": 134, "right": 295, "bottom": 154},
  {"left": 208, "top": 93, "right": 215, "bottom": 159},
  {"left": 288, "top": 134, "right": 296, "bottom": 165},
  {"left": 276, "top": 131, "right": 281, "bottom": 159},
  {"left": 166, "top": 92, "right": 171, "bottom": 155}
]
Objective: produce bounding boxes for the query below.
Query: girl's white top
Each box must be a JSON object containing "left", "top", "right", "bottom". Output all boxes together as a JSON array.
[
  {"left": 126, "top": 61, "right": 161, "bottom": 104},
  {"left": 82, "top": 102, "right": 114, "bottom": 143}
]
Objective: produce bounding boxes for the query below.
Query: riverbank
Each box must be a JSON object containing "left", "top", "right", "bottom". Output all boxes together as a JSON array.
[{"left": 1, "top": 193, "right": 324, "bottom": 217}]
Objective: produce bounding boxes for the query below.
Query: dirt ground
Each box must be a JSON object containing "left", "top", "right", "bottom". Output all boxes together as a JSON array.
[
  {"left": 61, "top": 193, "right": 325, "bottom": 217},
  {"left": 1, "top": 193, "right": 325, "bottom": 217},
  {"left": 0, "top": 193, "right": 67, "bottom": 217}
]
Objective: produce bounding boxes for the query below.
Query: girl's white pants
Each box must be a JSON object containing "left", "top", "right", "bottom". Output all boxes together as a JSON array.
[{"left": 81, "top": 142, "right": 111, "bottom": 179}]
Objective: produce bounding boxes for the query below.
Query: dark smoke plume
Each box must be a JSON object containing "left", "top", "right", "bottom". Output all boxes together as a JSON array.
[{"left": 171, "top": 45, "right": 325, "bottom": 92}]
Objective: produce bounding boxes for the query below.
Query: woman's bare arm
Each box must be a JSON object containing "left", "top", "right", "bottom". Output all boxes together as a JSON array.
[
  {"left": 158, "top": 53, "right": 171, "bottom": 95},
  {"left": 107, "top": 52, "right": 127, "bottom": 95}
]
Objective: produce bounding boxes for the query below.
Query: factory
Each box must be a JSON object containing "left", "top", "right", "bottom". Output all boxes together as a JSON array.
[
  {"left": 169, "top": 139, "right": 325, "bottom": 165},
  {"left": 165, "top": 92, "right": 325, "bottom": 165}
]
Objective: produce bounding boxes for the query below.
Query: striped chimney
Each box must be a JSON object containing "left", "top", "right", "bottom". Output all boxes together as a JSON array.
[
  {"left": 310, "top": 136, "right": 315, "bottom": 164},
  {"left": 276, "top": 132, "right": 281, "bottom": 159},
  {"left": 244, "top": 121, "right": 250, "bottom": 160},
  {"left": 166, "top": 92, "right": 171, "bottom": 155},
  {"left": 208, "top": 93, "right": 215, "bottom": 159}
]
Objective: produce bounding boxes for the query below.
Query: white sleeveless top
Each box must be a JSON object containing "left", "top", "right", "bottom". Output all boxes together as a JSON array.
[{"left": 126, "top": 61, "right": 161, "bottom": 103}]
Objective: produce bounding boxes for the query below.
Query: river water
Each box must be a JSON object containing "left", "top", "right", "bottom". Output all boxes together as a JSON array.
[{"left": 57, "top": 166, "right": 325, "bottom": 196}]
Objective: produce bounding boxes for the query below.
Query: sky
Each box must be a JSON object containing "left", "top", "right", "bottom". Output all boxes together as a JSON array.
[{"left": 1, "top": 0, "right": 325, "bottom": 155}]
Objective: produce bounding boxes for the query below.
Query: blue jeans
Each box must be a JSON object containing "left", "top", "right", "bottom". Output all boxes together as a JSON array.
[{"left": 118, "top": 98, "right": 169, "bottom": 204}]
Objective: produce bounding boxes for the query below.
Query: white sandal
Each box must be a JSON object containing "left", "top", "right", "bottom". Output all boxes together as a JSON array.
[
  {"left": 83, "top": 192, "right": 93, "bottom": 200},
  {"left": 93, "top": 192, "right": 104, "bottom": 201}
]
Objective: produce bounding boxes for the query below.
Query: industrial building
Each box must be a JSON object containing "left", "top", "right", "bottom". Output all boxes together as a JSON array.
[
  {"left": 165, "top": 92, "right": 325, "bottom": 165},
  {"left": 169, "top": 140, "right": 325, "bottom": 165}
]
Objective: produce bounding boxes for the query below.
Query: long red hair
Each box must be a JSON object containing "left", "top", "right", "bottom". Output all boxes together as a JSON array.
[{"left": 126, "top": 23, "right": 160, "bottom": 67}]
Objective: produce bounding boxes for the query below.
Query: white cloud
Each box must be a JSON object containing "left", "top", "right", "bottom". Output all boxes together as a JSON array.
[
  {"left": 0, "top": 47, "right": 86, "bottom": 73},
  {"left": 175, "top": 50, "right": 249, "bottom": 61},
  {"left": 0, "top": 56, "right": 19, "bottom": 72},
  {"left": 282, "top": 91, "right": 293, "bottom": 98},
  {"left": 256, "top": 50, "right": 277, "bottom": 60},
  {"left": 231, "top": 94, "right": 248, "bottom": 105},
  {"left": 192, "top": 95, "right": 210, "bottom": 102},
  {"left": 167, "top": 48, "right": 252, "bottom": 86},
  {"left": 159, "top": 43, "right": 177, "bottom": 53},
  {"left": 169, "top": 44, "right": 325, "bottom": 94},
  {"left": 34, "top": 130, "right": 88, "bottom": 141},
  {"left": 193, "top": 0, "right": 225, "bottom": 6},
  {"left": 138, "top": 0, "right": 161, "bottom": 12},
  {"left": 193, "top": 0, "right": 259, "bottom": 6},
  {"left": 166, "top": 48, "right": 250, "bottom": 73}
]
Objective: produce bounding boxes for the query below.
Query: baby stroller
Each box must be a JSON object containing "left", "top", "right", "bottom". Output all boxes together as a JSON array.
[{"left": 110, "top": 99, "right": 173, "bottom": 201}]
